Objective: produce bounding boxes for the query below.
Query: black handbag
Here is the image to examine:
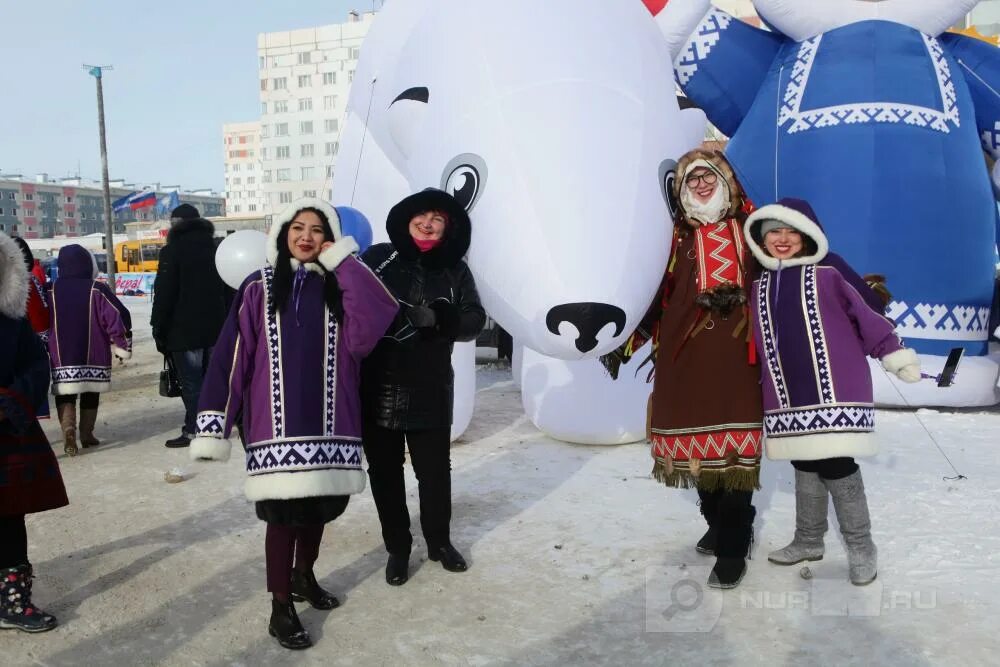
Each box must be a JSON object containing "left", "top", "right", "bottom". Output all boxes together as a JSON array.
[{"left": 159, "top": 355, "right": 183, "bottom": 398}]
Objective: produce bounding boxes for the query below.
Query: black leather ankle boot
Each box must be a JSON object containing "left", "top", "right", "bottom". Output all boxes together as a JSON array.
[{"left": 268, "top": 598, "right": 312, "bottom": 650}]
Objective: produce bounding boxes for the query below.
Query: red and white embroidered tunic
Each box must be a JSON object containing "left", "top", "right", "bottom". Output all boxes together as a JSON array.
[{"left": 648, "top": 225, "right": 763, "bottom": 491}]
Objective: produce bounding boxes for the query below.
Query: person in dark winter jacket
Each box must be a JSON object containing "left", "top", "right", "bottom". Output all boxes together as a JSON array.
[
  {"left": 0, "top": 232, "right": 68, "bottom": 633},
  {"left": 190, "top": 198, "right": 397, "bottom": 650},
  {"left": 745, "top": 198, "right": 921, "bottom": 586},
  {"left": 361, "top": 188, "right": 486, "bottom": 586},
  {"left": 48, "top": 244, "right": 132, "bottom": 456},
  {"left": 151, "top": 204, "right": 229, "bottom": 448}
]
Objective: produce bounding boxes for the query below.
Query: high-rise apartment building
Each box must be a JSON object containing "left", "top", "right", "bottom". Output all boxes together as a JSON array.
[
  {"left": 223, "top": 121, "right": 264, "bottom": 216},
  {"left": 253, "top": 11, "right": 375, "bottom": 214}
]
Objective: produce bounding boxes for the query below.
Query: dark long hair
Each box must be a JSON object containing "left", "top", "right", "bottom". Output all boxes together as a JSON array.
[{"left": 270, "top": 207, "right": 344, "bottom": 323}]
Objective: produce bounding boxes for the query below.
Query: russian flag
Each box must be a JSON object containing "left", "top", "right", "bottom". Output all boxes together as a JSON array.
[{"left": 130, "top": 191, "right": 157, "bottom": 210}]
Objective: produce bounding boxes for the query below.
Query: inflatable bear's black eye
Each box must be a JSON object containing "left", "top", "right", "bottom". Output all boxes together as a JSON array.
[
  {"left": 445, "top": 165, "right": 480, "bottom": 211},
  {"left": 441, "top": 153, "right": 488, "bottom": 213},
  {"left": 659, "top": 158, "right": 679, "bottom": 219}
]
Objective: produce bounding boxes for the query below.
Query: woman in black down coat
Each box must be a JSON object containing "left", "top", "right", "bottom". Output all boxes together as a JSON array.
[{"left": 361, "top": 189, "right": 485, "bottom": 586}]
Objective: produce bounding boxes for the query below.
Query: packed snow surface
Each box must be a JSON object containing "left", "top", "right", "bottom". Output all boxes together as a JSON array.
[{"left": 3, "top": 298, "right": 996, "bottom": 665}]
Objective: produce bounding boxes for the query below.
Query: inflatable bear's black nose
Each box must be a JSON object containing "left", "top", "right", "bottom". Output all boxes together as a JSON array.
[{"left": 546, "top": 303, "right": 626, "bottom": 353}]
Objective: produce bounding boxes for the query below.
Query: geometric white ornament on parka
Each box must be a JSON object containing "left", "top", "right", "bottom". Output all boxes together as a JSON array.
[
  {"left": 332, "top": 0, "right": 708, "bottom": 442},
  {"left": 655, "top": 0, "right": 1000, "bottom": 407}
]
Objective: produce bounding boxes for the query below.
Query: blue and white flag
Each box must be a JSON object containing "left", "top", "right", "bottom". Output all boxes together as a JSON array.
[{"left": 111, "top": 191, "right": 138, "bottom": 212}]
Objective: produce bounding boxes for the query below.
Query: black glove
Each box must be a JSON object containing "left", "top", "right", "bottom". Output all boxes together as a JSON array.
[
  {"left": 406, "top": 305, "right": 437, "bottom": 329},
  {"left": 429, "top": 300, "right": 461, "bottom": 339}
]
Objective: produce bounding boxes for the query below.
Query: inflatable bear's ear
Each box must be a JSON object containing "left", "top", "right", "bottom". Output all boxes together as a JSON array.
[
  {"left": 678, "top": 103, "right": 707, "bottom": 155},
  {"left": 387, "top": 86, "right": 429, "bottom": 158}
]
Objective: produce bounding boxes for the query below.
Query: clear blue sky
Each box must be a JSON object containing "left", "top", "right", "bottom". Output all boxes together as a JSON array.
[{"left": 0, "top": 0, "right": 371, "bottom": 192}]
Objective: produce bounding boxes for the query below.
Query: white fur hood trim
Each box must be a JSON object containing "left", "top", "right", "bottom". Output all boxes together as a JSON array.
[
  {"left": 0, "top": 233, "right": 28, "bottom": 319},
  {"left": 266, "top": 197, "right": 343, "bottom": 267},
  {"left": 745, "top": 203, "right": 830, "bottom": 270}
]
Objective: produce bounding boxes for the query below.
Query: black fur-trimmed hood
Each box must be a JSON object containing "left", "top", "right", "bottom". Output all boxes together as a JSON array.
[
  {"left": 386, "top": 189, "right": 471, "bottom": 269},
  {"left": 167, "top": 217, "right": 215, "bottom": 244}
]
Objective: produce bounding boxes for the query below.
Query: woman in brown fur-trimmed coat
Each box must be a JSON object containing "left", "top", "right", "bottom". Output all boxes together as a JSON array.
[{"left": 604, "top": 149, "right": 761, "bottom": 589}]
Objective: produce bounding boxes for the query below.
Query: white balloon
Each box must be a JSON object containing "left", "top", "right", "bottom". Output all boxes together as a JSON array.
[{"left": 215, "top": 230, "right": 267, "bottom": 290}]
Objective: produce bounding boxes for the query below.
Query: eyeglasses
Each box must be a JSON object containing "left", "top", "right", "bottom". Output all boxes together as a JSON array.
[{"left": 685, "top": 171, "right": 718, "bottom": 187}]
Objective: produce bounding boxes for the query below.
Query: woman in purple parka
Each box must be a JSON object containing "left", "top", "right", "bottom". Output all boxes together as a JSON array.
[
  {"left": 744, "top": 198, "right": 921, "bottom": 587},
  {"left": 48, "top": 244, "right": 132, "bottom": 456},
  {"left": 189, "top": 198, "right": 397, "bottom": 650}
]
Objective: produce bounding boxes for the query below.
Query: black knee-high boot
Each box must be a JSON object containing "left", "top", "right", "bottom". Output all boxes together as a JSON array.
[
  {"left": 709, "top": 490, "right": 755, "bottom": 589},
  {"left": 696, "top": 488, "right": 723, "bottom": 555}
]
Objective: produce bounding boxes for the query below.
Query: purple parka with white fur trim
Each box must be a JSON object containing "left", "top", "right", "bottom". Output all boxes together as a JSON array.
[
  {"left": 745, "top": 198, "right": 914, "bottom": 461},
  {"left": 47, "top": 244, "right": 132, "bottom": 395},
  {"left": 190, "top": 198, "right": 398, "bottom": 503}
]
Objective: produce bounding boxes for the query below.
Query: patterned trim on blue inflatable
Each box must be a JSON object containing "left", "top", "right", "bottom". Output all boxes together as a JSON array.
[
  {"left": 981, "top": 120, "right": 1000, "bottom": 159},
  {"left": 887, "top": 301, "right": 990, "bottom": 342},
  {"left": 673, "top": 8, "right": 733, "bottom": 86},
  {"left": 779, "top": 34, "right": 959, "bottom": 134}
]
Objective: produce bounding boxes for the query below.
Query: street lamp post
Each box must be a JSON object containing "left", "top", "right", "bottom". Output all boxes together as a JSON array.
[{"left": 84, "top": 64, "right": 116, "bottom": 288}]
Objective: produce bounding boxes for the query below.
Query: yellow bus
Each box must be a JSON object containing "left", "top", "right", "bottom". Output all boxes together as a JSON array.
[{"left": 114, "top": 239, "right": 165, "bottom": 273}]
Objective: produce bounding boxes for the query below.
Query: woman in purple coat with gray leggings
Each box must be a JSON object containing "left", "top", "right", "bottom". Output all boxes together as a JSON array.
[{"left": 745, "top": 198, "right": 922, "bottom": 587}]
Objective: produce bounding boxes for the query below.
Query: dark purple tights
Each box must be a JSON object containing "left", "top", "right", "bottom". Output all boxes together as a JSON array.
[{"left": 265, "top": 523, "right": 324, "bottom": 599}]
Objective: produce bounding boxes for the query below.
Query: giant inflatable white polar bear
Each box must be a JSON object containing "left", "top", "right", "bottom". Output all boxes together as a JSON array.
[{"left": 332, "top": 0, "right": 708, "bottom": 442}]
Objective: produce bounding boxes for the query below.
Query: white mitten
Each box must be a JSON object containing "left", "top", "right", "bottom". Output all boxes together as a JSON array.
[
  {"left": 881, "top": 348, "right": 920, "bottom": 383},
  {"left": 895, "top": 364, "right": 922, "bottom": 384}
]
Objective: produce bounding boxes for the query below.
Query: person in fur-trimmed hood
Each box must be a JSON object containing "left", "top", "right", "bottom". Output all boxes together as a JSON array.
[
  {"left": 745, "top": 197, "right": 921, "bottom": 586},
  {"left": 10, "top": 237, "right": 50, "bottom": 420},
  {"left": 189, "top": 197, "right": 398, "bottom": 650},
  {"left": 151, "top": 204, "right": 230, "bottom": 448},
  {"left": 10, "top": 237, "right": 49, "bottom": 344},
  {"left": 360, "top": 188, "right": 486, "bottom": 587},
  {"left": 0, "top": 231, "right": 67, "bottom": 633},
  {"left": 602, "top": 148, "right": 761, "bottom": 590},
  {"left": 47, "top": 244, "right": 132, "bottom": 456}
]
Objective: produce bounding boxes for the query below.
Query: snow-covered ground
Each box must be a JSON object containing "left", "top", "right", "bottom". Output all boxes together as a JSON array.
[{"left": 3, "top": 297, "right": 998, "bottom": 666}]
